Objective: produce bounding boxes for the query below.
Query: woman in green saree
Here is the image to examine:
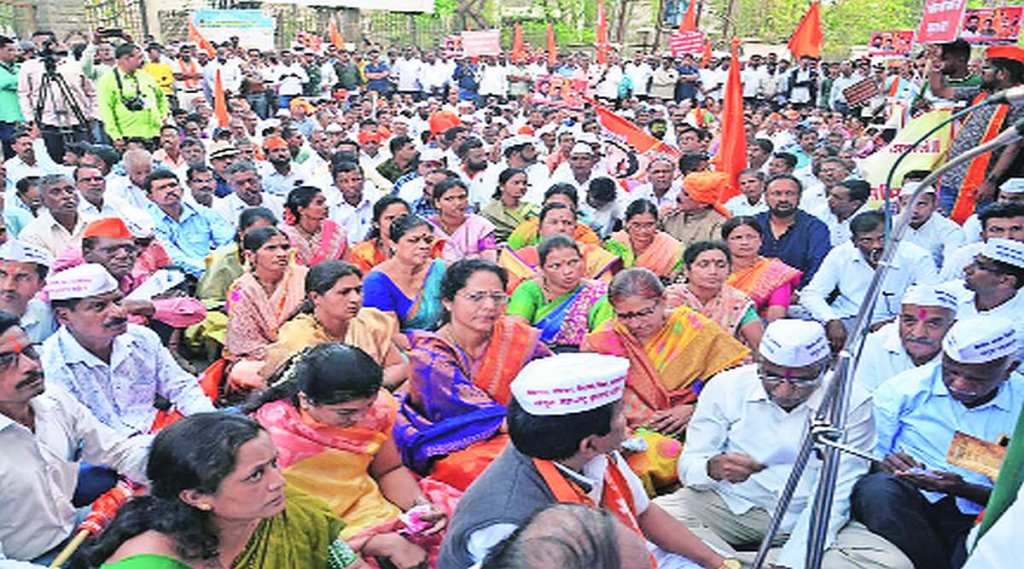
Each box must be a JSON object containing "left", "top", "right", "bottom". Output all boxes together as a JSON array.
[{"left": 70, "top": 414, "right": 368, "bottom": 569}]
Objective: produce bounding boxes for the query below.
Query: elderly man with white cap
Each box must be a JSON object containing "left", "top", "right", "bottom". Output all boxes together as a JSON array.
[
  {"left": 40, "top": 263, "right": 213, "bottom": 438},
  {"left": 0, "top": 311, "right": 150, "bottom": 566},
  {"left": 657, "top": 320, "right": 911, "bottom": 569},
  {"left": 957, "top": 238, "right": 1024, "bottom": 358},
  {"left": 0, "top": 239, "right": 56, "bottom": 343},
  {"left": 549, "top": 142, "right": 601, "bottom": 194},
  {"left": 853, "top": 283, "right": 959, "bottom": 393},
  {"left": 852, "top": 316, "right": 1023, "bottom": 569},
  {"left": 439, "top": 353, "right": 732, "bottom": 569}
]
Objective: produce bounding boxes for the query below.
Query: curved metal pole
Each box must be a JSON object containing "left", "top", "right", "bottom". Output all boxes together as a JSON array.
[{"left": 750, "top": 122, "right": 1023, "bottom": 569}]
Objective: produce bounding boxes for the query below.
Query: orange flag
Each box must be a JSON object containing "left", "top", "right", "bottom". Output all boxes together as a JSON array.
[
  {"left": 788, "top": 1, "right": 823, "bottom": 59},
  {"left": 712, "top": 38, "right": 746, "bottom": 202},
  {"left": 586, "top": 96, "right": 679, "bottom": 157},
  {"left": 701, "top": 38, "right": 713, "bottom": 67},
  {"left": 213, "top": 69, "right": 229, "bottom": 128},
  {"left": 596, "top": 0, "right": 609, "bottom": 65},
  {"left": 511, "top": 23, "right": 525, "bottom": 63},
  {"left": 679, "top": 0, "right": 698, "bottom": 33},
  {"left": 546, "top": 23, "right": 557, "bottom": 68},
  {"left": 328, "top": 20, "right": 345, "bottom": 51},
  {"left": 188, "top": 21, "right": 216, "bottom": 58}
]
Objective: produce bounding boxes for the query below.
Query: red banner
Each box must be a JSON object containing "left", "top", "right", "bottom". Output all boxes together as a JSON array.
[
  {"left": 916, "top": 0, "right": 968, "bottom": 44},
  {"left": 669, "top": 31, "right": 705, "bottom": 57}
]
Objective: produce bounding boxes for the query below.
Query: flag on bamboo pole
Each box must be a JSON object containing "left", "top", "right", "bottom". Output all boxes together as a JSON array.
[
  {"left": 712, "top": 37, "right": 746, "bottom": 201},
  {"left": 188, "top": 21, "right": 216, "bottom": 58},
  {"left": 511, "top": 23, "right": 526, "bottom": 63},
  {"left": 678, "top": 0, "right": 698, "bottom": 33},
  {"left": 788, "top": 1, "right": 823, "bottom": 59},
  {"left": 213, "top": 70, "right": 230, "bottom": 128},
  {"left": 596, "top": 0, "right": 610, "bottom": 65},
  {"left": 328, "top": 20, "right": 345, "bottom": 51},
  {"left": 701, "top": 38, "right": 713, "bottom": 67},
  {"left": 546, "top": 23, "right": 557, "bottom": 68}
]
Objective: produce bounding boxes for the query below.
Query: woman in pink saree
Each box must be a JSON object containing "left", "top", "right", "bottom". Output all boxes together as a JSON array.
[{"left": 279, "top": 185, "right": 348, "bottom": 266}]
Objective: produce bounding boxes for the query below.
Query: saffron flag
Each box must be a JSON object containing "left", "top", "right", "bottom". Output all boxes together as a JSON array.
[
  {"left": 587, "top": 97, "right": 678, "bottom": 157},
  {"left": 712, "top": 38, "right": 746, "bottom": 201},
  {"left": 596, "top": 0, "right": 609, "bottom": 65},
  {"left": 788, "top": 1, "right": 824, "bottom": 59},
  {"left": 328, "top": 20, "right": 345, "bottom": 51},
  {"left": 511, "top": 23, "right": 525, "bottom": 63},
  {"left": 701, "top": 38, "right": 713, "bottom": 67},
  {"left": 188, "top": 21, "right": 216, "bottom": 58},
  {"left": 213, "top": 70, "right": 230, "bottom": 129},
  {"left": 546, "top": 23, "right": 557, "bottom": 68},
  {"left": 679, "top": 0, "right": 698, "bottom": 33}
]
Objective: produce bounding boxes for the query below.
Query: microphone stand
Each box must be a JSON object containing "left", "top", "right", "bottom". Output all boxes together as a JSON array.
[{"left": 750, "top": 115, "right": 1024, "bottom": 569}]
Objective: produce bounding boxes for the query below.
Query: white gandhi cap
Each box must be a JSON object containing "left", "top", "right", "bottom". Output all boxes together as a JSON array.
[
  {"left": 942, "top": 316, "right": 1017, "bottom": 364},
  {"left": 759, "top": 319, "right": 831, "bottom": 367},
  {"left": 43, "top": 263, "right": 119, "bottom": 302},
  {"left": 901, "top": 283, "right": 959, "bottom": 312},
  {"left": 511, "top": 353, "right": 628, "bottom": 416},
  {"left": 999, "top": 178, "right": 1024, "bottom": 195},
  {"left": 981, "top": 238, "right": 1024, "bottom": 270}
]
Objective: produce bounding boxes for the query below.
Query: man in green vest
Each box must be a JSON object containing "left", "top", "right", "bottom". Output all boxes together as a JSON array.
[{"left": 96, "top": 43, "right": 168, "bottom": 151}]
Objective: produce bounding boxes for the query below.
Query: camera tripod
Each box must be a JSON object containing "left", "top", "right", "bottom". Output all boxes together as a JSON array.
[{"left": 33, "top": 51, "right": 93, "bottom": 157}]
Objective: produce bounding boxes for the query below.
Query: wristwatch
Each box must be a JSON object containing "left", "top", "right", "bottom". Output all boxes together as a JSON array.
[{"left": 718, "top": 559, "right": 741, "bottom": 569}]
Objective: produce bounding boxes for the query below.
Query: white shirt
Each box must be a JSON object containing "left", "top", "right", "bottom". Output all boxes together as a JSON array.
[
  {"left": 801, "top": 241, "right": 938, "bottom": 324},
  {"left": 939, "top": 241, "right": 985, "bottom": 281},
  {"left": 257, "top": 160, "right": 310, "bottom": 198},
  {"left": 788, "top": 67, "right": 816, "bottom": 104},
  {"left": 106, "top": 177, "right": 151, "bottom": 212},
  {"left": 326, "top": 186, "right": 378, "bottom": 245},
  {"left": 811, "top": 202, "right": 871, "bottom": 247},
  {"left": 680, "top": 365, "right": 874, "bottom": 569},
  {"left": 478, "top": 63, "right": 509, "bottom": 98},
  {"left": 466, "top": 451, "right": 649, "bottom": 566},
  {"left": 699, "top": 67, "right": 727, "bottom": 101},
  {"left": 961, "top": 484, "right": 1023, "bottom": 569},
  {"left": 276, "top": 63, "right": 308, "bottom": 97},
  {"left": 956, "top": 289, "right": 1024, "bottom": 361},
  {"left": 212, "top": 192, "right": 285, "bottom": 228},
  {"left": 419, "top": 60, "right": 452, "bottom": 91},
  {"left": 78, "top": 194, "right": 142, "bottom": 222},
  {"left": 630, "top": 180, "right": 682, "bottom": 210},
  {"left": 904, "top": 213, "right": 964, "bottom": 269},
  {"left": 203, "top": 58, "right": 242, "bottom": 93},
  {"left": 595, "top": 64, "right": 623, "bottom": 100},
  {"left": 0, "top": 385, "right": 150, "bottom": 561},
  {"left": 960, "top": 214, "right": 983, "bottom": 245},
  {"left": 741, "top": 66, "right": 770, "bottom": 98},
  {"left": 829, "top": 73, "right": 863, "bottom": 108},
  {"left": 624, "top": 62, "right": 653, "bottom": 96},
  {"left": 3, "top": 155, "right": 47, "bottom": 186},
  {"left": 41, "top": 324, "right": 214, "bottom": 437},
  {"left": 853, "top": 322, "right": 940, "bottom": 393},
  {"left": 724, "top": 194, "right": 769, "bottom": 217},
  {"left": 394, "top": 57, "right": 423, "bottom": 92}
]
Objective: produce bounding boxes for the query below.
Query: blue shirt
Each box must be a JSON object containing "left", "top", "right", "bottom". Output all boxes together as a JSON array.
[
  {"left": 365, "top": 62, "right": 391, "bottom": 93},
  {"left": 755, "top": 209, "right": 831, "bottom": 288},
  {"left": 874, "top": 364, "right": 1024, "bottom": 514},
  {"left": 147, "top": 201, "right": 234, "bottom": 276}
]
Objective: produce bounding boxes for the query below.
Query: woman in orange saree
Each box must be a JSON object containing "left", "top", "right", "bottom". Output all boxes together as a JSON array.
[
  {"left": 394, "top": 260, "right": 551, "bottom": 491},
  {"left": 505, "top": 183, "right": 601, "bottom": 250},
  {"left": 722, "top": 216, "right": 802, "bottom": 322},
  {"left": 250, "top": 343, "right": 458, "bottom": 569},
  {"left": 582, "top": 268, "right": 749, "bottom": 493},
  {"left": 604, "top": 199, "right": 685, "bottom": 283},
  {"left": 348, "top": 196, "right": 411, "bottom": 274}
]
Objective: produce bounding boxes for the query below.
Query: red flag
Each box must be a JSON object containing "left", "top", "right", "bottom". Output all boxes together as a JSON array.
[
  {"left": 596, "top": 0, "right": 609, "bottom": 65},
  {"left": 669, "top": 31, "right": 705, "bottom": 57},
  {"left": 511, "top": 23, "right": 525, "bottom": 63},
  {"left": 586, "top": 96, "right": 679, "bottom": 156},
  {"left": 213, "top": 70, "right": 230, "bottom": 128},
  {"left": 712, "top": 38, "right": 746, "bottom": 202},
  {"left": 328, "top": 20, "right": 345, "bottom": 51},
  {"left": 701, "top": 38, "right": 713, "bottom": 67},
  {"left": 546, "top": 23, "right": 557, "bottom": 68},
  {"left": 788, "top": 1, "right": 823, "bottom": 60},
  {"left": 188, "top": 21, "right": 216, "bottom": 58},
  {"left": 678, "top": 0, "right": 698, "bottom": 33}
]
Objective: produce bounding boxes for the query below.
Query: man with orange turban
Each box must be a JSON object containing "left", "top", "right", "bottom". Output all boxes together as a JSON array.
[
  {"left": 662, "top": 171, "right": 733, "bottom": 250},
  {"left": 930, "top": 45, "right": 1024, "bottom": 222}
]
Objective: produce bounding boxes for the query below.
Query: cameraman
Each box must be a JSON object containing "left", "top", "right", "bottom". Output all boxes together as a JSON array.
[
  {"left": 0, "top": 36, "right": 23, "bottom": 159},
  {"left": 16, "top": 35, "right": 95, "bottom": 163},
  {"left": 96, "top": 43, "right": 168, "bottom": 151}
]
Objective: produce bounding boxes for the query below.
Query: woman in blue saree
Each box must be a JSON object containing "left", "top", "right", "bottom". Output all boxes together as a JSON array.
[
  {"left": 507, "top": 235, "right": 614, "bottom": 351},
  {"left": 363, "top": 215, "right": 447, "bottom": 333}
]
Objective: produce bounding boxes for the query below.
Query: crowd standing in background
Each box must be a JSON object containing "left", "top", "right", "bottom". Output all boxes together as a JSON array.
[{"left": 0, "top": 24, "right": 1023, "bottom": 569}]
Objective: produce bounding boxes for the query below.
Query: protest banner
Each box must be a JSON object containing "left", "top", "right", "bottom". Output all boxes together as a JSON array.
[
  {"left": 961, "top": 7, "right": 1023, "bottom": 45},
  {"left": 669, "top": 31, "right": 705, "bottom": 57},
  {"left": 460, "top": 30, "right": 501, "bottom": 57},
  {"left": 857, "top": 109, "right": 954, "bottom": 199},
  {"left": 191, "top": 9, "right": 275, "bottom": 51},
  {"left": 868, "top": 31, "right": 914, "bottom": 57},
  {"left": 916, "top": 0, "right": 968, "bottom": 44},
  {"left": 843, "top": 77, "right": 880, "bottom": 107}
]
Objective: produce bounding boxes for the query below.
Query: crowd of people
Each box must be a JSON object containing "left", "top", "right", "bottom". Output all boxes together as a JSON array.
[{"left": 0, "top": 22, "right": 1022, "bottom": 569}]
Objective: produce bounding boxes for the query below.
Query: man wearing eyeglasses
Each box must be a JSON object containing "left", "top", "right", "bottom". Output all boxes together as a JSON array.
[
  {"left": 852, "top": 316, "right": 1022, "bottom": 569},
  {"left": 0, "top": 312, "right": 150, "bottom": 566},
  {"left": 40, "top": 262, "right": 212, "bottom": 439},
  {"left": 656, "top": 319, "right": 910, "bottom": 569}
]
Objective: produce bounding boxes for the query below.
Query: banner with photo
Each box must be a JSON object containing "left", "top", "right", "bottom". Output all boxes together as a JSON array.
[
  {"left": 916, "top": 0, "right": 968, "bottom": 44},
  {"left": 868, "top": 31, "right": 914, "bottom": 57},
  {"left": 961, "top": 7, "right": 1023, "bottom": 45}
]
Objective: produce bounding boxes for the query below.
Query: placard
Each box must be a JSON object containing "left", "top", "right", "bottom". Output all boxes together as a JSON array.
[
  {"left": 669, "top": 31, "right": 705, "bottom": 57},
  {"left": 961, "top": 7, "right": 1023, "bottom": 46},
  {"left": 843, "top": 77, "right": 880, "bottom": 107},
  {"left": 868, "top": 31, "right": 914, "bottom": 57},
  {"left": 916, "top": 0, "right": 968, "bottom": 45},
  {"left": 460, "top": 30, "right": 501, "bottom": 57},
  {"left": 191, "top": 9, "right": 275, "bottom": 52}
]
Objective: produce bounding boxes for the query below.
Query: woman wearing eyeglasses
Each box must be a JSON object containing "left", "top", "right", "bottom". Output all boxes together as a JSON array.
[
  {"left": 395, "top": 259, "right": 551, "bottom": 491},
  {"left": 583, "top": 268, "right": 749, "bottom": 493},
  {"left": 604, "top": 199, "right": 685, "bottom": 282}
]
